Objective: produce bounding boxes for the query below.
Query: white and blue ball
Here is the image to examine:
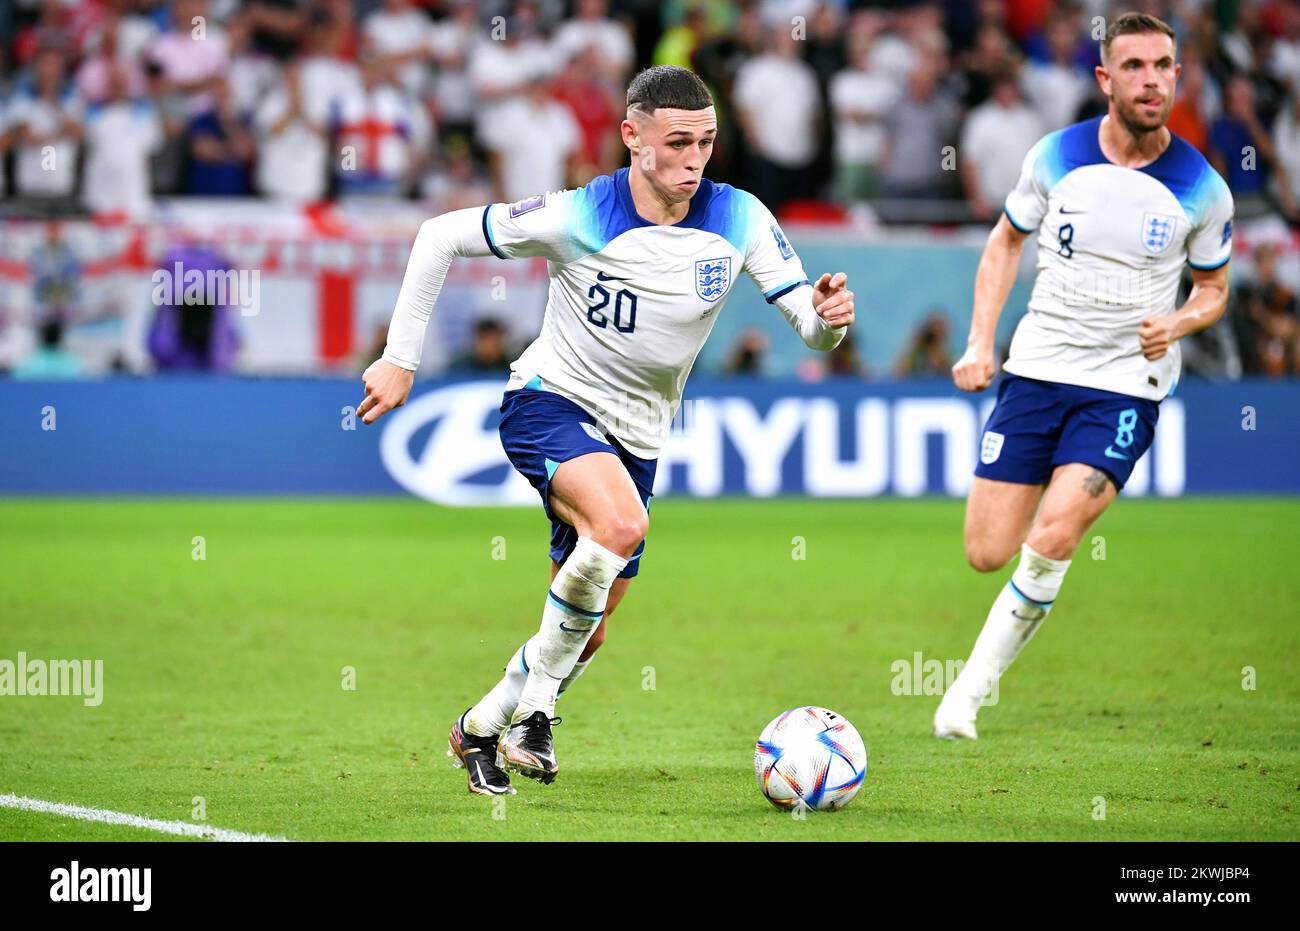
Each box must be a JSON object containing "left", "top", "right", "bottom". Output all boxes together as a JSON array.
[{"left": 754, "top": 706, "right": 867, "bottom": 811}]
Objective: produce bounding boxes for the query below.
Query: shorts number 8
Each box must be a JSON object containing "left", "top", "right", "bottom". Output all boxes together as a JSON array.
[{"left": 1114, "top": 408, "right": 1138, "bottom": 449}]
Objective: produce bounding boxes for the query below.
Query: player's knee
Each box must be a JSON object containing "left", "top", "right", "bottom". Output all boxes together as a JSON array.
[
  {"left": 597, "top": 510, "right": 648, "bottom": 558},
  {"left": 964, "top": 532, "right": 1015, "bottom": 573},
  {"left": 965, "top": 541, "right": 1012, "bottom": 573}
]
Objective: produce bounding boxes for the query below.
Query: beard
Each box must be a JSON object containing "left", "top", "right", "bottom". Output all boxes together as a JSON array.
[{"left": 1113, "top": 92, "right": 1175, "bottom": 137}]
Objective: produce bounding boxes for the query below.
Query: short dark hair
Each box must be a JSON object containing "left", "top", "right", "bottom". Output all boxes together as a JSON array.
[
  {"left": 1102, "top": 12, "right": 1176, "bottom": 60},
  {"left": 626, "top": 65, "right": 712, "bottom": 115}
]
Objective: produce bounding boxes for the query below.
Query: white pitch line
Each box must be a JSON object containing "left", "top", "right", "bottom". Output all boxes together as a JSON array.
[{"left": 0, "top": 793, "right": 290, "bottom": 842}]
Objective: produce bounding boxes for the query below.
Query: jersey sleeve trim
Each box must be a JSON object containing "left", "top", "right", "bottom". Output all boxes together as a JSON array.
[
  {"left": 481, "top": 205, "right": 507, "bottom": 260},
  {"left": 1003, "top": 205, "right": 1034, "bottom": 234},
  {"left": 764, "top": 278, "right": 810, "bottom": 303},
  {"left": 1188, "top": 254, "right": 1230, "bottom": 271}
]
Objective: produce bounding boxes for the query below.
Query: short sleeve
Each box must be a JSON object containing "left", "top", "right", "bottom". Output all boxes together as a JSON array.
[
  {"left": 1186, "top": 166, "right": 1234, "bottom": 271},
  {"left": 739, "top": 191, "right": 810, "bottom": 302},
  {"left": 1003, "top": 136, "right": 1049, "bottom": 232},
  {"left": 481, "top": 190, "right": 582, "bottom": 263}
]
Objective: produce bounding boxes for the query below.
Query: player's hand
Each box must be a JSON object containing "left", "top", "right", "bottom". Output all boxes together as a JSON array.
[
  {"left": 358, "top": 359, "right": 415, "bottom": 425},
  {"left": 952, "top": 345, "right": 996, "bottom": 392},
  {"left": 812, "top": 272, "right": 854, "bottom": 328},
  {"left": 1138, "top": 315, "right": 1178, "bottom": 361}
]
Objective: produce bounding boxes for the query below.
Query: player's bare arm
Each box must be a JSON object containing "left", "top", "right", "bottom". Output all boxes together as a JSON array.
[
  {"left": 953, "top": 213, "right": 1029, "bottom": 392},
  {"left": 1139, "top": 263, "right": 1230, "bottom": 361}
]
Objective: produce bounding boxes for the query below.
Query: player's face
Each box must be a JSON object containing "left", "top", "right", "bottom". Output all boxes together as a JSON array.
[
  {"left": 1097, "top": 33, "right": 1180, "bottom": 134},
  {"left": 624, "top": 107, "right": 718, "bottom": 203}
]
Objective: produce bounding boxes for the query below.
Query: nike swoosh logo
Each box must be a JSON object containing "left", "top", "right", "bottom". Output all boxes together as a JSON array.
[
  {"left": 596, "top": 271, "right": 629, "bottom": 281},
  {"left": 558, "top": 622, "right": 586, "bottom": 633},
  {"left": 1105, "top": 446, "right": 1130, "bottom": 460},
  {"left": 1058, "top": 205, "right": 1085, "bottom": 214}
]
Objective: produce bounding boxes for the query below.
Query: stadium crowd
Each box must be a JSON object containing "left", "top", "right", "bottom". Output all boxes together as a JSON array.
[{"left": 0, "top": 0, "right": 1298, "bottom": 378}]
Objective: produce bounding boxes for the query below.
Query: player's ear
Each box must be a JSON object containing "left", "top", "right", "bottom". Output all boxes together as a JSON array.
[
  {"left": 1094, "top": 63, "right": 1109, "bottom": 95},
  {"left": 620, "top": 118, "right": 639, "bottom": 153}
]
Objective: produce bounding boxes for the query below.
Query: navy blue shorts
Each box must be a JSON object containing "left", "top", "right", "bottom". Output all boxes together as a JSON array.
[
  {"left": 974, "top": 374, "right": 1160, "bottom": 491},
  {"left": 498, "top": 377, "right": 656, "bottom": 579}
]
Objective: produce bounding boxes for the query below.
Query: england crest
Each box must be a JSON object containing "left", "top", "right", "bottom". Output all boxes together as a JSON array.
[
  {"left": 980, "top": 430, "right": 1004, "bottom": 465},
  {"left": 695, "top": 257, "right": 731, "bottom": 302},
  {"left": 1141, "top": 212, "right": 1177, "bottom": 254}
]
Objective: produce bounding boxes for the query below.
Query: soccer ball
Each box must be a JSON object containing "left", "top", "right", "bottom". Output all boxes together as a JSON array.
[{"left": 754, "top": 706, "right": 867, "bottom": 812}]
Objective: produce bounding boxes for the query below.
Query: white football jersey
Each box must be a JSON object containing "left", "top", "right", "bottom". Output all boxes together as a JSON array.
[
  {"left": 1003, "top": 116, "right": 1234, "bottom": 400},
  {"left": 483, "top": 168, "right": 841, "bottom": 457}
]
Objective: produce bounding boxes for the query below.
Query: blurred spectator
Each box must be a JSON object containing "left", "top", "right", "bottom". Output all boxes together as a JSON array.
[
  {"left": 829, "top": 20, "right": 899, "bottom": 201},
  {"left": 362, "top": 0, "right": 434, "bottom": 97},
  {"left": 958, "top": 22, "right": 1020, "bottom": 110},
  {"left": 422, "top": 136, "right": 494, "bottom": 212},
  {"left": 254, "top": 61, "right": 329, "bottom": 203},
  {"left": 469, "top": 0, "right": 555, "bottom": 143},
  {"left": 551, "top": 46, "right": 622, "bottom": 182},
  {"left": 1210, "top": 75, "right": 1297, "bottom": 218},
  {"left": 960, "top": 71, "right": 1043, "bottom": 220},
  {"left": 428, "top": 0, "right": 480, "bottom": 147},
  {"left": 1166, "top": 46, "right": 1215, "bottom": 154},
  {"left": 81, "top": 63, "right": 162, "bottom": 218},
  {"left": 1273, "top": 89, "right": 1300, "bottom": 216},
  {"left": 1020, "top": 12, "right": 1090, "bottom": 130},
  {"left": 75, "top": 15, "right": 147, "bottom": 105},
  {"left": 733, "top": 24, "right": 822, "bottom": 211},
  {"left": 450, "top": 318, "right": 511, "bottom": 372},
  {"left": 10, "top": 47, "right": 82, "bottom": 199},
  {"left": 30, "top": 221, "right": 80, "bottom": 322},
  {"left": 552, "top": 0, "right": 635, "bottom": 83},
  {"left": 241, "top": 0, "right": 312, "bottom": 63},
  {"left": 804, "top": 4, "right": 848, "bottom": 97},
  {"left": 894, "top": 312, "right": 953, "bottom": 377},
  {"left": 184, "top": 79, "right": 256, "bottom": 196},
  {"left": 480, "top": 74, "right": 580, "bottom": 202},
  {"left": 334, "top": 55, "right": 432, "bottom": 198},
  {"left": 147, "top": 243, "right": 240, "bottom": 372},
  {"left": 226, "top": 14, "right": 279, "bottom": 119},
  {"left": 725, "top": 329, "right": 768, "bottom": 376},
  {"left": 826, "top": 329, "right": 865, "bottom": 377},
  {"left": 146, "top": 0, "right": 229, "bottom": 117},
  {"left": 881, "top": 60, "right": 960, "bottom": 199},
  {"left": 12, "top": 319, "right": 82, "bottom": 379},
  {"left": 1237, "top": 243, "right": 1299, "bottom": 376}
]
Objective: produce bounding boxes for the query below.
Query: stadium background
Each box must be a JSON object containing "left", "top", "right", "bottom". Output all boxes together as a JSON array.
[
  {"left": 1, "top": 0, "right": 1299, "bottom": 844},
  {"left": 1, "top": 0, "right": 1298, "bottom": 496}
]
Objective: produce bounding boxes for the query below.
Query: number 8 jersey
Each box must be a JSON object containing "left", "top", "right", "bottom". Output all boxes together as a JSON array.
[
  {"left": 482, "top": 167, "right": 844, "bottom": 457},
  {"left": 1002, "top": 116, "right": 1234, "bottom": 401}
]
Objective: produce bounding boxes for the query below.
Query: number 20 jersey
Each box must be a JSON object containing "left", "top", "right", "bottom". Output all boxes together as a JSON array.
[{"left": 481, "top": 167, "right": 836, "bottom": 458}]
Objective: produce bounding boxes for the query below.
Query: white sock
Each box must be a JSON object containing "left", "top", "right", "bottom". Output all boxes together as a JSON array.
[
  {"left": 513, "top": 537, "right": 626, "bottom": 722},
  {"left": 559, "top": 658, "right": 591, "bottom": 697},
  {"left": 950, "top": 543, "right": 1071, "bottom": 706},
  {"left": 464, "top": 639, "right": 595, "bottom": 738},
  {"left": 464, "top": 642, "right": 529, "bottom": 738}
]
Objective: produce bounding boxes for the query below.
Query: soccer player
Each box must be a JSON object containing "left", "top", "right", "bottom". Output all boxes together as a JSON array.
[
  {"left": 933, "top": 12, "right": 1233, "bottom": 740},
  {"left": 358, "top": 66, "right": 855, "bottom": 793}
]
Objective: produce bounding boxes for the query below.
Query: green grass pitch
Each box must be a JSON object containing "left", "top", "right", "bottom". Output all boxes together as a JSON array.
[{"left": 1, "top": 497, "right": 1297, "bottom": 841}]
